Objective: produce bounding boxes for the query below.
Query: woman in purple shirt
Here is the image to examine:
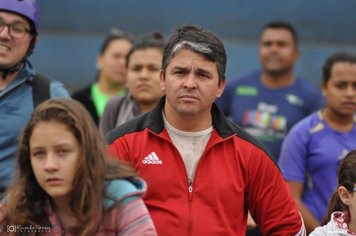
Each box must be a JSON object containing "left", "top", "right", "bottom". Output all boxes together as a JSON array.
[{"left": 279, "top": 52, "right": 356, "bottom": 234}]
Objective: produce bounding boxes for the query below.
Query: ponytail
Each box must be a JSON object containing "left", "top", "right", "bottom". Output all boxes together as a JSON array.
[
  {"left": 321, "top": 191, "right": 348, "bottom": 225},
  {"left": 321, "top": 149, "right": 356, "bottom": 225}
]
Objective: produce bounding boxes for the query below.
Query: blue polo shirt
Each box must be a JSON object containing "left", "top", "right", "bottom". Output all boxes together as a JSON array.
[{"left": 216, "top": 70, "right": 324, "bottom": 160}]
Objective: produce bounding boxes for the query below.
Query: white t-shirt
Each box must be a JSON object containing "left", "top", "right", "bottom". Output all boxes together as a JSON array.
[{"left": 163, "top": 113, "right": 213, "bottom": 181}]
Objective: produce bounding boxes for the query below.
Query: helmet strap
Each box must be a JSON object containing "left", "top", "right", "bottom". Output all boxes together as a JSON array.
[{"left": 0, "top": 59, "right": 24, "bottom": 80}]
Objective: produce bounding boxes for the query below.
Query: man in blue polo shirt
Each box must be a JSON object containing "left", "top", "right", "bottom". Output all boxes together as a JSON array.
[{"left": 216, "top": 21, "right": 324, "bottom": 161}]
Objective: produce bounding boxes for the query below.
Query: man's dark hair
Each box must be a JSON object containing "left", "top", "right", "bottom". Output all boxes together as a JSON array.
[
  {"left": 161, "top": 25, "right": 226, "bottom": 85},
  {"left": 126, "top": 32, "right": 165, "bottom": 67},
  {"left": 261, "top": 21, "right": 299, "bottom": 47},
  {"left": 322, "top": 51, "right": 356, "bottom": 86}
]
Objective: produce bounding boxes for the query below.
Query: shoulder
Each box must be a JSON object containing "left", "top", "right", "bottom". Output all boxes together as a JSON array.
[
  {"left": 294, "top": 78, "right": 322, "bottom": 96},
  {"left": 106, "top": 111, "right": 151, "bottom": 145},
  {"left": 290, "top": 111, "right": 323, "bottom": 135},
  {"left": 309, "top": 226, "right": 329, "bottom": 236},
  {"left": 71, "top": 85, "right": 92, "bottom": 100},
  {"left": 226, "top": 70, "right": 260, "bottom": 86},
  {"left": 309, "top": 215, "right": 337, "bottom": 236},
  {"left": 104, "top": 178, "right": 146, "bottom": 210},
  {"left": 48, "top": 79, "right": 70, "bottom": 98},
  {"left": 105, "top": 95, "right": 129, "bottom": 111}
]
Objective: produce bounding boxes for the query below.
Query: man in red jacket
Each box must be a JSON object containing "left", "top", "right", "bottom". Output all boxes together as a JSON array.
[{"left": 106, "top": 25, "right": 306, "bottom": 236}]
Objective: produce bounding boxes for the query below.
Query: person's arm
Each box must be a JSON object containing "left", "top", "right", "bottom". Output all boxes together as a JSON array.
[
  {"left": 287, "top": 181, "right": 320, "bottom": 234},
  {"left": 247, "top": 211, "right": 257, "bottom": 229},
  {"left": 116, "top": 197, "right": 157, "bottom": 236},
  {"left": 247, "top": 148, "right": 306, "bottom": 236}
]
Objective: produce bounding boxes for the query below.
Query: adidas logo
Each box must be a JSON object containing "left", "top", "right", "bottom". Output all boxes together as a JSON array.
[{"left": 142, "top": 152, "right": 163, "bottom": 164}]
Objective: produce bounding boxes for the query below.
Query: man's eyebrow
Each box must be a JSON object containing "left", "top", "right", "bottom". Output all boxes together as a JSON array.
[{"left": 172, "top": 66, "right": 188, "bottom": 71}]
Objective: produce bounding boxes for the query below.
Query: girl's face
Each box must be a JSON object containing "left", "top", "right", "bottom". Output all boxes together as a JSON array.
[
  {"left": 339, "top": 184, "right": 356, "bottom": 221},
  {"left": 30, "top": 121, "right": 81, "bottom": 204},
  {"left": 97, "top": 39, "right": 132, "bottom": 85},
  {"left": 350, "top": 185, "right": 356, "bottom": 218},
  {"left": 322, "top": 62, "right": 356, "bottom": 117}
]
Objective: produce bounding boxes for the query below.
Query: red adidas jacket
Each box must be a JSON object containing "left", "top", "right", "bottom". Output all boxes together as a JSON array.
[{"left": 107, "top": 98, "right": 305, "bottom": 236}]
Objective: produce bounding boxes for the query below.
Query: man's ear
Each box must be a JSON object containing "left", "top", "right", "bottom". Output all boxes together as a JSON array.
[
  {"left": 159, "top": 70, "right": 165, "bottom": 92},
  {"left": 338, "top": 186, "right": 352, "bottom": 206},
  {"left": 216, "top": 78, "right": 226, "bottom": 98}
]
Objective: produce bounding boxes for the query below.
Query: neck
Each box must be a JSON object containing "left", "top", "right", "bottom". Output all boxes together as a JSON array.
[
  {"left": 97, "top": 76, "right": 125, "bottom": 96},
  {"left": 163, "top": 105, "right": 213, "bottom": 132},
  {"left": 52, "top": 197, "right": 77, "bottom": 230},
  {"left": 350, "top": 217, "right": 356, "bottom": 234},
  {"left": 261, "top": 70, "right": 295, "bottom": 88},
  {"left": 323, "top": 109, "right": 354, "bottom": 132},
  {"left": 138, "top": 101, "right": 156, "bottom": 113}
]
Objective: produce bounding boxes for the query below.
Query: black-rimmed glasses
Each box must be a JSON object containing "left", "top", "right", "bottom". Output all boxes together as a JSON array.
[{"left": 0, "top": 18, "right": 31, "bottom": 39}]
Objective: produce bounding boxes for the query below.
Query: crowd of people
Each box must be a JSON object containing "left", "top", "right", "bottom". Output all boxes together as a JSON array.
[{"left": 0, "top": 0, "right": 355, "bottom": 235}]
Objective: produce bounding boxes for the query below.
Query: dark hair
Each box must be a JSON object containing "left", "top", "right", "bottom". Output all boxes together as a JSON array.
[
  {"left": 322, "top": 51, "right": 356, "bottom": 86},
  {"left": 99, "top": 28, "right": 135, "bottom": 55},
  {"left": 321, "top": 150, "right": 356, "bottom": 225},
  {"left": 2, "top": 99, "right": 137, "bottom": 235},
  {"left": 161, "top": 25, "right": 226, "bottom": 85},
  {"left": 126, "top": 32, "right": 165, "bottom": 67},
  {"left": 261, "top": 20, "right": 299, "bottom": 47}
]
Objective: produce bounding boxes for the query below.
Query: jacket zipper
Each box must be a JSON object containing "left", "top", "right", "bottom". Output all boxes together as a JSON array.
[{"left": 188, "top": 178, "right": 193, "bottom": 236}]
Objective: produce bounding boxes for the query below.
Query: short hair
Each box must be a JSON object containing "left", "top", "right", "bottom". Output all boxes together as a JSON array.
[
  {"left": 161, "top": 25, "right": 226, "bottom": 85},
  {"left": 126, "top": 32, "right": 165, "bottom": 67},
  {"left": 322, "top": 51, "right": 356, "bottom": 86},
  {"left": 261, "top": 21, "right": 299, "bottom": 47},
  {"left": 99, "top": 28, "right": 135, "bottom": 55}
]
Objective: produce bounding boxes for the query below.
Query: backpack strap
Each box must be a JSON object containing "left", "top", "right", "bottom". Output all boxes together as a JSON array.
[{"left": 32, "top": 74, "right": 50, "bottom": 107}]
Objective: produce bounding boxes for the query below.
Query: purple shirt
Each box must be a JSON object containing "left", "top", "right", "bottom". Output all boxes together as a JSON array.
[{"left": 278, "top": 111, "right": 356, "bottom": 221}]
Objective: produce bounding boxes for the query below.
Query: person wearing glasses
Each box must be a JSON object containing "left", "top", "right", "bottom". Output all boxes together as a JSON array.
[
  {"left": 72, "top": 28, "right": 134, "bottom": 125},
  {"left": 310, "top": 150, "right": 356, "bottom": 235},
  {"left": 0, "top": 0, "right": 70, "bottom": 195}
]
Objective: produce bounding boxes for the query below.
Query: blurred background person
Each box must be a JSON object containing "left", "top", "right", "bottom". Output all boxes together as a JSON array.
[
  {"left": 100, "top": 32, "right": 165, "bottom": 136},
  {"left": 310, "top": 150, "right": 356, "bottom": 235},
  {"left": 216, "top": 21, "right": 324, "bottom": 161},
  {"left": 72, "top": 28, "right": 134, "bottom": 125},
  {"left": 0, "top": 0, "right": 69, "bottom": 195},
  {"left": 279, "top": 51, "right": 356, "bottom": 233},
  {"left": 0, "top": 99, "right": 157, "bottom": 235}
]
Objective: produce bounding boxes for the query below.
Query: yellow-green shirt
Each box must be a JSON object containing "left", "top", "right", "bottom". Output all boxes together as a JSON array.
[{"left": 91, "top": 83, "right": 126, "bottom": 117}]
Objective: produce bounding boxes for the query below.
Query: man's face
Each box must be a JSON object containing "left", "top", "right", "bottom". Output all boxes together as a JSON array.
[
  {"left": 259, "top": 28, "right": 299, "bottom": 75},
  {"left": 127, "top": 48, "right": 164, "bottom": 105},
  {"left": 160, "top": 49, "right": 225, "bottom": 121},
  {"left": 0, "top": 11, "right": 33, "bottom": 68}
]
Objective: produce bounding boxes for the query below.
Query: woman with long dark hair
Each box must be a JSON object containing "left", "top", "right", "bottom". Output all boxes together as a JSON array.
[{"left": 0, "top": 99, "right": 156, "bottom": 235}]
